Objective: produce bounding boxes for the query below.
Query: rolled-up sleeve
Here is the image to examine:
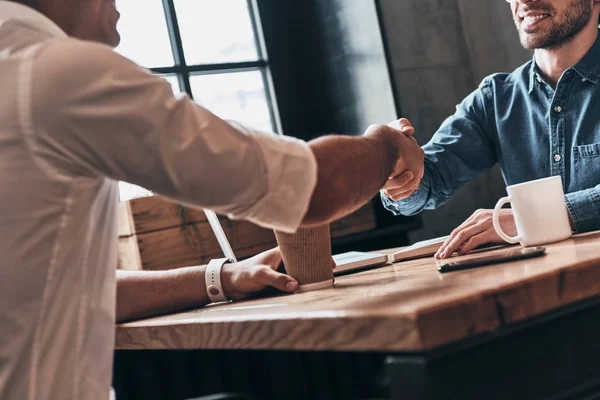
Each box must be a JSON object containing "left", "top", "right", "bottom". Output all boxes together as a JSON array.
[
  {"left": 225, "top": 122, "right": 317, "bottom": 232},
  {"left": 565, "top": 185, "right": 600, "bottom": 233},
  {"left": 30, "top": 40, "right": 316, "bottom": 233},
  {"left": 382, "top": 78, "right": 497, "bottom": 216}
]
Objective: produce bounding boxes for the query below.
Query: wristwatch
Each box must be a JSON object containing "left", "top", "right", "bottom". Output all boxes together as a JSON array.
[{"left": 205, "top": 257, "right": 234, "bottom": 303}]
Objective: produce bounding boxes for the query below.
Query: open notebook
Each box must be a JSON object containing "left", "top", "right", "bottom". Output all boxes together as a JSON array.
[
  {"left": 391, "top": 236, "right": 450, "bottom": 262},
  {"left": 392, "top": 235, "right": 509, "bottom": 263}
]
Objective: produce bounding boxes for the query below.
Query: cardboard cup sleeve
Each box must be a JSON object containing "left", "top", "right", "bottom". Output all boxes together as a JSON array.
[{"left": 274, "top": 224, "right": 334, "bottom": 292}]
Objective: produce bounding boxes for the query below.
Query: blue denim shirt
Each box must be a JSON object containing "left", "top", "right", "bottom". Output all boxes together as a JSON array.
[{"left": 383, "top": 32, "right": 600, "bottom": 233}]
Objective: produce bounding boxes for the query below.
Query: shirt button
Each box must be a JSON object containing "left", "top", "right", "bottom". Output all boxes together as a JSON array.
[
  {"left": 582, "top": 78, "right": 587, "bottom": 83},
  {"left": 554, "top": 154, "right": 562, "bottom": 162},
  {"left": 554, "top": 106, "right": 562, "bottom": 113}
]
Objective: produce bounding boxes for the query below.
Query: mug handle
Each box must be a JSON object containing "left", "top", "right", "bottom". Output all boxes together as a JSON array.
[{"left": 493, "top": 196, "right": 522, "bottom": 244}]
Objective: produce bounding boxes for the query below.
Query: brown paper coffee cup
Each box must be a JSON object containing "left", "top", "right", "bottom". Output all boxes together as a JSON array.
[{"left": 274, "top": 224, "right": 334, "bottom": 292}]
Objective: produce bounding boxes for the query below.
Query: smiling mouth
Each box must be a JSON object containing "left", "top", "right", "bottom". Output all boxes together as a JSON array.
[{"left": 521, "top": 14, "right": 551, "bottom": 23}]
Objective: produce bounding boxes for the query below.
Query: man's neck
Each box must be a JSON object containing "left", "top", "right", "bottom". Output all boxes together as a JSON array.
[{"left": 534, "top": 23, "right": 599, "bottom": 88}]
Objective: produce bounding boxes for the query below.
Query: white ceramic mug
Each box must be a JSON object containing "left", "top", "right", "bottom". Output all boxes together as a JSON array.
[{"left": 493, "top": 176, "right": 572, "bottom": 247}]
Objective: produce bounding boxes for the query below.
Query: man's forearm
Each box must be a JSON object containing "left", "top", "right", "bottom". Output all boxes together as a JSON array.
[
  {"left": 116, "top": 266, "right": 209, "bottom": 323},
  {"left": 302, "top": 132, "right": 399, "bottom": 226}
]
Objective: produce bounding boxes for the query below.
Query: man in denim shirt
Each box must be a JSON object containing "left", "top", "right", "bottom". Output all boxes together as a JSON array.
[{"left": 382, "top": 0, "right": 600, "bottom": 258}]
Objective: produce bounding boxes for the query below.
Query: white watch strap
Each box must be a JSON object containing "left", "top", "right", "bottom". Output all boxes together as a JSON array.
[{"left": 205, "top": 258, "right": 233, "bottom": 303}]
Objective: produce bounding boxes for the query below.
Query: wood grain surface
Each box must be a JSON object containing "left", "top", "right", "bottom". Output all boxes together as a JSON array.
[{"left": 116, "top": 232, "right": 600, "bottom": 352}]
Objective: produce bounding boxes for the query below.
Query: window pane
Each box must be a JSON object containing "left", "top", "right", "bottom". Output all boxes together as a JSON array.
[
  {"left": 190, "top": 70, "right": 273, "bottom": 132},
  {"left": 175, "top": 0, "right": 259, "bottom": 65},
  {"left": 115, "top": 0, "right": 174, "bottom": 68}
]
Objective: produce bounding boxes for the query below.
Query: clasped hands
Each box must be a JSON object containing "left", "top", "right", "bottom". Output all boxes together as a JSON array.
[
  {"left": 365, "top": 120, "right": 520, "bottom": 259},
  {"left": 365, "top": 118, "right": 425, "bottom": 201}
]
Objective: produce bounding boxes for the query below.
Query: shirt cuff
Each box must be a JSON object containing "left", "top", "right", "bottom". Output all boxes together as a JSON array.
[
  {"left": 381, "top": 182, "right": 429, "bottom": 217},
  {"left": 564, "top": 187, "right": 600, "bottom": 233},
  {"left": 226, "top": 126, "right": 317, "bottom": 234}
]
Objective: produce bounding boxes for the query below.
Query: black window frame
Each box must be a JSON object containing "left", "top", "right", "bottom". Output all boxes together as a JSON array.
[{"left": 151, "top": 0, "right": 281, "bottom": 133}]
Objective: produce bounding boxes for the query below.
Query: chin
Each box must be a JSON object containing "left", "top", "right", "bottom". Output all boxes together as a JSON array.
[
  {"left": 519, "top": 31, "right": 550, "bottom": 50},
  {"left": 110, "top": 32, "right": 121, "bottom": 48},
  {"left": 104, "top": 30, "right": 121, "bottom": 48},
  {"left": 520, "top": 35, "right": 540, "bottom": 49}
]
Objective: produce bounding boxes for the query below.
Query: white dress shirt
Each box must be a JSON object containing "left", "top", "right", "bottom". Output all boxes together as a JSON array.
[{"left": 0, "top": 2, "right": 317, "bottom": 399}]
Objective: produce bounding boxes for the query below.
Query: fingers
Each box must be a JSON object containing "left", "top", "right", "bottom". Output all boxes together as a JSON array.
[
  {"left": 382, "top": 171, "right": 417, "bottom": 199},
  {"left": 456, "top": 232, "right": 494, "bottom": 256},
  {"left": 386, "top": 170, "right": 414, "bottom": 185},
  {"left": 388, "top": 118, "right": 415, "bottom": 135},
  {"left": 435, "top": 222, "right": 487, "bottom": 259},
  {"left": 367, "top": 118, "right": 414, "bottom": 137},
  {"left": 382, "top": 186, "right": 417, "bottom": 201},
  {"left": 435, "top": 214, "right": 479, "bottom": 258},
  {"left": 255, "top": 267, "right": 298, "bottom": 293},
  {"left": 382, "top": 171, "right": 419, "bottom": 200},
  {"left": 265, "top": 248, "right": 283, "bottom": 271}
]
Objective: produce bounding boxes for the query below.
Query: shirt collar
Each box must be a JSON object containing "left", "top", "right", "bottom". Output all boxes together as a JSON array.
[
  {"left": 528, "top": 57, "right": 538, "bottom": 94},
  {"left": 571, "top": 30, "right": 600, "bottom": 84},
  {"left": 529, "top": 29, "right": 600, "bottom": 93},
  {"left": 0, "top": 1, "right": 67, "bottom": 39}
]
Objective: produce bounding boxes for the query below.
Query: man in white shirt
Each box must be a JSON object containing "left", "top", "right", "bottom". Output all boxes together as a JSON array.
[{"left": 0, "top": 0, "right": 423, "bottom": 399}]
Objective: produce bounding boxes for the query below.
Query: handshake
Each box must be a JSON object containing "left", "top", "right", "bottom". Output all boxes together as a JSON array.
[{"left": 364, "top": 118, "right": 425, "bottom": 201}]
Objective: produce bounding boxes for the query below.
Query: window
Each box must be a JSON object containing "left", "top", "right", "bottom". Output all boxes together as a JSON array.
[{"left": 114, "top": 0, "right": 278, "bottom": 201}]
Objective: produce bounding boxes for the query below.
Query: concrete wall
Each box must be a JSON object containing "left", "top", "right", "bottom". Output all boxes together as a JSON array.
[
  {"left": 258, "top": 0, "right": 420, "bottom": 249},
  {"left": 377, "top": 0, "right": 532, "bottom": 242},
  {"left": 257, "top": 0, "right": 397, "bottom": 139}
]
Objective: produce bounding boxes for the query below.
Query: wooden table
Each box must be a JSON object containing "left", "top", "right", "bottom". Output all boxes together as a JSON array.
[{"left": 115, "top": 232, "right": 600, "bottom": 400}]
